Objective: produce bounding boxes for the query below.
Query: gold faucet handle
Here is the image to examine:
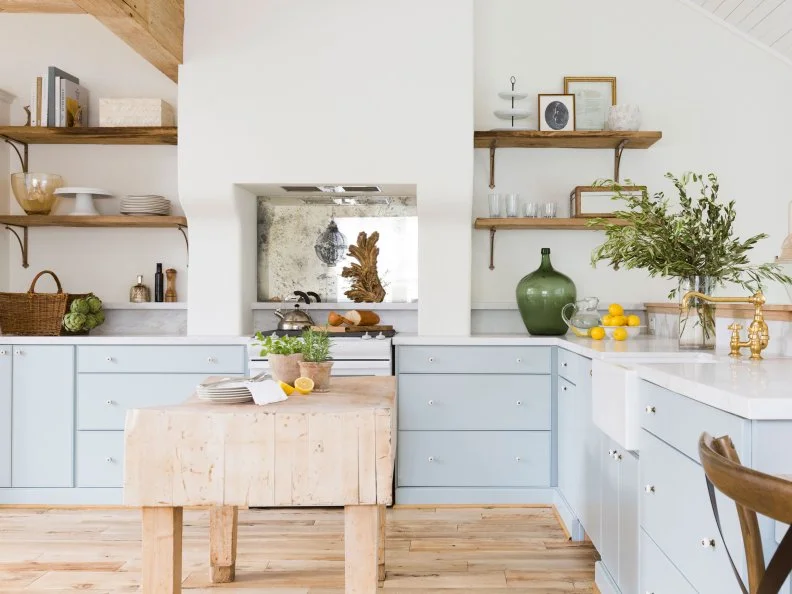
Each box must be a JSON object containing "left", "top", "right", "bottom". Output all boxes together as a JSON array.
[{"left": 728, "top": 322, "right": 743, "bottom": 333}]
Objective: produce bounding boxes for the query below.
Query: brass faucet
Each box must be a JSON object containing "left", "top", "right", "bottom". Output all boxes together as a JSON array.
[{"left": 680, "top": 290, "right": 769, "bottom": 360}]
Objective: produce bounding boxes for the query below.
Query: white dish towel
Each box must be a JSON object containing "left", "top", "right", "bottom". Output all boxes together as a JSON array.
[{"left": 209, "top": 378, "right": 287, "bottom": 406}]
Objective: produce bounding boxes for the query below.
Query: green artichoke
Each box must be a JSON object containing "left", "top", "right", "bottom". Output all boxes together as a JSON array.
[
  {"left": 63, "top": 312, "right": 87, "bottom": 332},
  {"left": 93, "top": 310, "right": 106, "bottom": 326},
  {"left": 70, "top": 299, "right": 90, "bottom": 315},
  {"left": 86, "top": 295, "right": 102, "bottom": 314},
  {"left": 83, "top": 314, "right": 99, "bottom": 330}
]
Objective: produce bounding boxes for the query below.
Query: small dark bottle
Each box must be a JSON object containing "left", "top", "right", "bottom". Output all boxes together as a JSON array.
[{"left": 154, "top": 263, "right": 164, "bottom": 302}]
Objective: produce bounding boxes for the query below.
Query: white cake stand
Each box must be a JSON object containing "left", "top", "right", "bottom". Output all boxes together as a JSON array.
[{"left": 55, "top": 187, "right": 113, "bottom": 216}]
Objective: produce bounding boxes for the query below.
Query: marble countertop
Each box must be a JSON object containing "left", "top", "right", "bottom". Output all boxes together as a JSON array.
[
  {"left": 0, "top": 335, "right": 251, "bottom": 345},
  {"left": 393, "top": 334, "right": 792, "bottom": 420}
]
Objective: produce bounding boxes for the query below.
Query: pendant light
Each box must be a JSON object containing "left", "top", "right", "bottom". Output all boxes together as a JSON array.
[{"left": 315, "top": 217, "right": 348, "bottom": 266}]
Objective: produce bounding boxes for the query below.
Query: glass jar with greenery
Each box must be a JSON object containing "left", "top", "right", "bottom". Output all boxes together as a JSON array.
[
  {"left": 298, "top": 329, "right": 334, "bottom": 392},
  {"left": 591, "top": 172, "right": 792, "bottom": 349}
]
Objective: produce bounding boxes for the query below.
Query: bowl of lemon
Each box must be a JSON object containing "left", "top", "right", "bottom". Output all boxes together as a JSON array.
[{"left": 590, "top": 303, "right": 643, "bottom": 341}]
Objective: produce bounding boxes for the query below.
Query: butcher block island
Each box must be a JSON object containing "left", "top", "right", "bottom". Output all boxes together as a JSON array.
[{"left": 123, "top": 376, "right": 396, "bottom": 594}]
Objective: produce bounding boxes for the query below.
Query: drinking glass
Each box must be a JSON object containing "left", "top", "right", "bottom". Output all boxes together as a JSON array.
[
  {"left": 524, "top": 202, "right": 538, "bottom": 218},
  {"left": 505, "top": 193, "right": 519, "bottom": 217},
  {"left": 488, "top": 193, "right": 503, "bottom": 218},
  {"left": 543, "top": 202, "right": 558, "bottom": 218}
]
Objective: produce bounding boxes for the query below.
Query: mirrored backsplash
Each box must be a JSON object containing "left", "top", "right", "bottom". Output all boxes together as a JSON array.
[{"left": 257, "top": 197, "right": 418, "bottom": 303}]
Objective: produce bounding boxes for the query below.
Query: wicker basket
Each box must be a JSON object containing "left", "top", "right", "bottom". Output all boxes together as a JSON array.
[{"left": 0, "top": 270, "right": 71, "bottom": 336}]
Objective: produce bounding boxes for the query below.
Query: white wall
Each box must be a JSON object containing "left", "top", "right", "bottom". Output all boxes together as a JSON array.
[
  {"left": 473, "top": 0, "right": 792, "bottom": 307},
  {"left": 0, "top": 15, "right": 183, "bottom": 302},
  {"left": 179, "top": 0, "right": 474, "bottom": 335}
]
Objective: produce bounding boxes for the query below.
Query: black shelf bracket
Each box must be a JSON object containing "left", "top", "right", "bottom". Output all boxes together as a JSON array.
[
  {"left": 1, "top": 135, "right": 29, "bottom": 173},
  {"left": 4, "top": 224, "right": 29, "bottom": 268}
]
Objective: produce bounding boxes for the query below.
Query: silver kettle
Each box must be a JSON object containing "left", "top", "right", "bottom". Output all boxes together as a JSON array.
[{"left": 274, "top": 303, "right": 315, "bottom": 331}]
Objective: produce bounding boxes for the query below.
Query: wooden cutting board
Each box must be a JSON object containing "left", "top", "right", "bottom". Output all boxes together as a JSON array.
[{"left": 312, "top": 325, "right": 394, "bottom": 333}]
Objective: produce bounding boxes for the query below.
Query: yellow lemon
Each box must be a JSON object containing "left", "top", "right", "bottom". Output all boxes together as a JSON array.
[
  {"left": 601, "top": 314, "right": 614, "bottom": 327},
  {"left": 627, "top": 314, "right": 641, "bottom": 327},
  {"left": 294, "top": 377, "right": 315, "bottom": 395},
  {"left": 611, "top": 315, "right": 627, "bottom": 327},
  {"left": 278, "top": 381, "right": 295, "bottom": 396},
  {"left": 612, "top": 327, "right": 628, "bottom": 341},
  {"left": 608, "top": 303, "right": 624, "bottom": 317},
  {"left": 590, "top": 327, "right": 605, "bottom": 341}
]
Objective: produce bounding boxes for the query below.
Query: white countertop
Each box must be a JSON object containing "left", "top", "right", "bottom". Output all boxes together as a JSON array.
[
  {"left": 394, "top": 334, "right": 792, "bottom": 420},
  {"left": 0, "top": 335, "right": 250, "bottom": 345}
]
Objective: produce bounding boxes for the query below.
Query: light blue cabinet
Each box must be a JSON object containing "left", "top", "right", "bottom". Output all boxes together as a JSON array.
[
  {"left": 600, "top": 438, "right": 620, "bottom": 579},
  {"left": 12, "top": 345, "right": 75, "bottom": 488},
  {"left": 618, "top": 449, "right": 639, "bottom": 593},
  {"left": 0, "top": 346, "right": 11, "bottom": 487},
  {"left": 558, "top": 377, "right": 583, "bottom": 515}
]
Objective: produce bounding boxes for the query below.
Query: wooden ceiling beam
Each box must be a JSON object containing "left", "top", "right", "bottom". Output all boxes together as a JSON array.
[
  {"left": 71, "top": 0, "right": 182, "bottom": 82},
  {"left": 0, "top": 0, "right": 83, "bottom": 12}
]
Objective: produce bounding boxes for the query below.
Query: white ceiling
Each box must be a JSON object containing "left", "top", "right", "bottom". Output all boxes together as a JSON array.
[{"left": 691, "top": 0, "right": 792, "bottom": 61}]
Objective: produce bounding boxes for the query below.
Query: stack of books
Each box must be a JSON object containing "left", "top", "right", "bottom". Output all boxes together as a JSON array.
[{"left": 29, "top": 67, "right": 89, "bottom": 127}]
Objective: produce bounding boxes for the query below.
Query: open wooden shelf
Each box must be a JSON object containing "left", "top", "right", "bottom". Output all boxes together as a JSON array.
[
  {"left": 0, "top": 126, "right": 177, "bottom": 145},
  {"left": 474, "top": 217, "right": 628, "bottom": 231},
  {"left": 0, "top": 215, "right": 186, "bottom": 228},
  {"left": 474, "top": 130, "right": 662, "bottom": 149}
]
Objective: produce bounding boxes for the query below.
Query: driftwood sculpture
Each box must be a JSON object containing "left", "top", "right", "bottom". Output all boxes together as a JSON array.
[{"left": 341, "top": 231, "right": 386, "bottom": 303}]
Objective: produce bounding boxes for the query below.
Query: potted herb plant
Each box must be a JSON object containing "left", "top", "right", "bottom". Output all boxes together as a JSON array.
[
  {"left": 298, "top": 328, "right": 333, "bottom": 393},
  {"left": 254, "top": 332, "right": 304, "bottom": 384},
  {"left": 591, "top": 172, "right": 792, "bottom": 349}
]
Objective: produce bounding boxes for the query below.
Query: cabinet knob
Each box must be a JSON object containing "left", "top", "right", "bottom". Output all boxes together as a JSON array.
[
  {"left": 105, "top": 457, "right": 114, "bottom": 463},
  {"left": 608, "top": 449, "right": 617, "bottom": 457},
  {"left": 562, "top": 386, "right": 568, "bottom": 391},
  {"left": 428, "top": 399, "right": 434, "bottom": 406},
  {"left": 516, "top": 357, "right": 523, "bottom": 363},
  {"left": 614, "top": 452, "right": 623, "bottom": 461},
  {"left": 427, "top": 456, "right": 435, "bottom": 462},
  {"left": 14, "top": 349, "right": 22, "bottom": 356},
  {"left": 428, "top": 356, "right": 435, "bottom": 363},
  {"left": 0, "top": 350, "right": 6, "bottom": 356},
  {"left": 645, "top": 485, "right": 655, "bottom": 494},
  {"left": 700, "top": 538, "right": 716, "bottom": 549},
  {"left": 589, "top": 369, "right": 593, "bottom": 376},
  {"left": 516, "top": 400, "right": 522, "bottom": 406},
  {"left": 207, "top": 356, "right": 216, "bottom": 363},
  {"left": 515, "top": 456, "right": 521, "bottom": 462},
  {"left": 645, "top": 405, "right": 656, "bottom": 414},
  {"left": 561, "top": 362, "right": 568, "bottom": 367},
  {"left": 106, "top": 399, "right": 115, "bottom": 405},
  {"left": 105, "top": 356, "right": 113, "bottom": 362}
]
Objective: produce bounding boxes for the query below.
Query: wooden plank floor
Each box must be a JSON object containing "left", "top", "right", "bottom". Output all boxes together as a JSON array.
[{"left": 0, "top": 505, "right": 595, "bottom": 592}]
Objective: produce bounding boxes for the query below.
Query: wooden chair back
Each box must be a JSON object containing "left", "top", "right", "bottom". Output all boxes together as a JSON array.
[{"left": 699, "top": 432, "right": 792, "bottom": 594}]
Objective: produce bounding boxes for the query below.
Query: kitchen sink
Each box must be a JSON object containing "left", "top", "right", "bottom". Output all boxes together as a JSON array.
[{"left": 592, "top": 352, "right": 718, "bottom": 451}]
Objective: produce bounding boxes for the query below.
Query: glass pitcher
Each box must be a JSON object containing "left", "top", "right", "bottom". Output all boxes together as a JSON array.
[{"left": 562, "top": 297, "right": 601, "bottom": 337}]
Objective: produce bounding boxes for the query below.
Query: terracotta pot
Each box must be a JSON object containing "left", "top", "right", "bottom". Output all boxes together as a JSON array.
[
  {"left": 268, "top": 353, "right": 304, "bottom": 384},
  {"left": 298, "top": 361, "right": 334, "bottom": 393}
]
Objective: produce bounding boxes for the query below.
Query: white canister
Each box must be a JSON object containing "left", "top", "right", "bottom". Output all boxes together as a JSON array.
[{"left": 607, "top": 105, "right": 641, "bottom": 131}]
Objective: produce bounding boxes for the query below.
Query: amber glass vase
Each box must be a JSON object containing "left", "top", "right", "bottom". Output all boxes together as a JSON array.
[{"left": 516, "top": 248, "right": 577, "bottom": 336}]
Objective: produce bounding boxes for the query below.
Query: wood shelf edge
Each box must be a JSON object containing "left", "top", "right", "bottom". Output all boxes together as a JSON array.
[
  {"left": 473, "top": 130, "right": 662, "bottom": 149},
  {"left": 0, "top": 126, "right": 178, "bottom": 145},
  {"left": 0, "top": 215, "right": 187, "bottom": 228},
  {"left": 473, "top": 217, "right": 628, "bottom": 230}
]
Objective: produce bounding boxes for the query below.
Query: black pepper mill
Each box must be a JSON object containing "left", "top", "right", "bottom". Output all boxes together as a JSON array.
[{"left": 154, "top": 263, "right": 164, "bottom": 302}]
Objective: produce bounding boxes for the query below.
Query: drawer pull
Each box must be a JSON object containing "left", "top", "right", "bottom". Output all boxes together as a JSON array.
[
  {"left": 428, "top": 356, "right": 435, "bottom": 363},
  {"left": 700, "top": 538, "right": 716, "bottom": 549},
  {"left": 516, "top": 400, "right": 522, "bottom": 406},
  {"left": 105, "top": 457, "right": 115, "bottom": 463},
  {"left": 427, "top": 399, "right": 435, "bottom": 406},
  {"left": 561, "top": 362, "right": 568, "bottom": 367},
  {"left": 427, "top": 456, "right": 435, "bottom": 462},
  {"left": 516, "top": 357, "right": 523, "bottom": 363},
  {"left": 14, "top": 349, "right": 22, "bottom": 356},
  {"left": 105, "top": 356, "right": 114, "bottom": 362},
  {"left": 645, "top": 484, "right": 655, "bottom": 494},
  {"left": 645, "top": 405, "right": 656, "bottom": 414},
  {"left": 0, "top": 349, "right": 6, "bottom": 356},
  {"left": 614, "top": 452, "right": 623, "bottom": 461},
  {"left": 207, "top": 357, "right": 217, "bottom": 363},
  {"left": 106, "top": 399, "right": 115, "bottom": 406},
  {"left": 515, "top": 456, "right": 521, "bottom": 462},
  {"left": 608, "top": 449, "right": 617, "bottom": 457},
  {"left": 562, "top": 386, "right": 568, "bottom": 391}
]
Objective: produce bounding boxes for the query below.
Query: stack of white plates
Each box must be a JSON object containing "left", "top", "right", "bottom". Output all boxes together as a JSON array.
[
  {"left": 120, "top": 195, "right": 171, "bottom": 216},
  {"left": 197, "top": 381, "right": 252, "bottom": 404}
]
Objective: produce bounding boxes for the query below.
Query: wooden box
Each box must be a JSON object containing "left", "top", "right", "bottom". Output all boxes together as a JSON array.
[
  {"left": 570, "top": 185, "right": 645, "bottom": 218},
  {"left": 99, "top": 98, "right": 175, "bottom": 127}
]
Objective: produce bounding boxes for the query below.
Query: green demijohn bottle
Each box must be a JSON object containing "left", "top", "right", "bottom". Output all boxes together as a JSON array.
[{"left": 516, "top": 248, "right": 577, "bottom": 335}]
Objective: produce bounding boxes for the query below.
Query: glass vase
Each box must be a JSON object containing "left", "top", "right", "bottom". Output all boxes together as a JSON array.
[
  {"left": 678, "top": 276, "right": 716, "bottom": 350},
  {"left": 516, "top": 248, "right": 577, "bottom": 336}
]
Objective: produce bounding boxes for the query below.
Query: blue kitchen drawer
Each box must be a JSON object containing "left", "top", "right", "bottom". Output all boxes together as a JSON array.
[
  {"left": 640, "top": 429, "right": 744, "bottom": 594},
  {"left": 78, "top": 345, "right": 246, "bottom": 374},
  {"left": 557, "top": 348, "right": 589, "bottom": 385},
  {"left": 640, "top": 529, "right": 697, "bottom": 594},
  {"left": 397, "top": 346, "right": 551, "bottom": 375},
  {"left": 640, "top": 379, "right": 750, "bottom": 462},
  {"left": 397, "top": 430, "right": 551, "bottom": 487},
  {"left": 76, "top": 431, "right": 124, "bottom": 488},
  {"left": 78, "top": 373, "right": 213, "bottom": 430},
  {"left": 398, "top": 374, "right": 551, "bottom": 430}
]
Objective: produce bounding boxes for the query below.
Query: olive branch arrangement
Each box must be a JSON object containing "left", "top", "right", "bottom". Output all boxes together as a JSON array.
[{"left": 589, "top": 172, "right": 792, "bottom": 300}]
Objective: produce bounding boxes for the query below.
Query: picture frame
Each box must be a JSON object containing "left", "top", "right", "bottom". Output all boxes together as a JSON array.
[
  {"left": 569, "top": 185, "right": 645, "bottom": 218},
  {"left": 538, "top": 94, "right": 576, "bottom": 132},
  {"left": 563, "top": 76, "right": 617, "bottom": 131}
]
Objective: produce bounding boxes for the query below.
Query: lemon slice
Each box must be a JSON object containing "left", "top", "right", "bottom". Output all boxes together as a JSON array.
[
  {"left": 278, "top": 381, "right": 295, "bottom": 396},
  {"left": 294, "top": 377, "right": 315, "bottom": 395}
]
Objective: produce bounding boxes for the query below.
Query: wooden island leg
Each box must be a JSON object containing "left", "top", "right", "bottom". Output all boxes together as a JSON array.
[
  {"left": 210, "top": 506, "right": 238, "bottom": 583},
  {"left": 345, "top": 505, "right": 379, "bottom": 593},
  {"left": 377, "top": 504, "right": 386, "bottom": 585},
  {"left": 142, "top": 506, "right": 183, "bottom": 594}
]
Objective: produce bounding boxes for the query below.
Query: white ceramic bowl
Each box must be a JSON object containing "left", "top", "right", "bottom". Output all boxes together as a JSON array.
[{"left": 602, "top": 325, "right": 643, "bottom": 339}]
